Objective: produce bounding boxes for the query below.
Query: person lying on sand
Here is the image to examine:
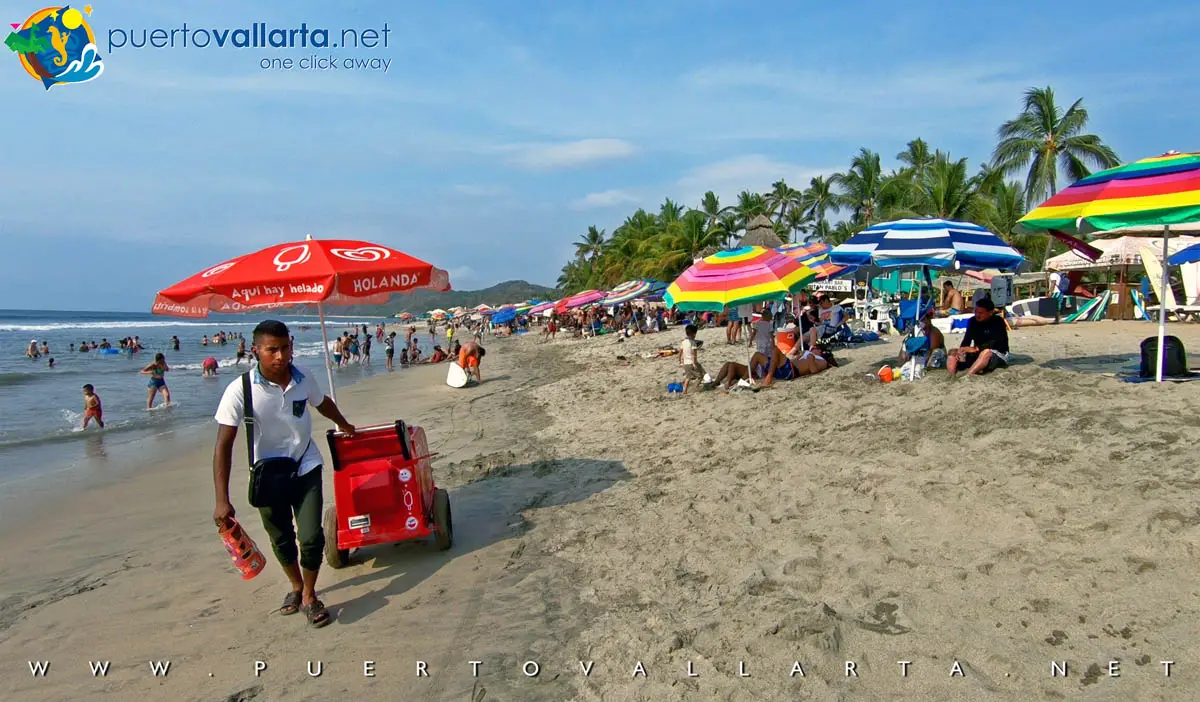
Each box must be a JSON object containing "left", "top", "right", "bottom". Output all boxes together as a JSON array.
[{"left": 947, "top": 298, "right": 1010, "bottom": 378}]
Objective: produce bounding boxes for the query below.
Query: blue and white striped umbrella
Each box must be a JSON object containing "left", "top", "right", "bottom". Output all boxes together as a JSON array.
[{"left": 830, "top": 218, "right": 1024, "bottom": 270}]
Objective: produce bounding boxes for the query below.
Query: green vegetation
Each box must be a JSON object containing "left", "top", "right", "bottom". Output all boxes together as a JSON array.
[{"left": 556, "top": 86, "right": 1120, "bottom": 295}]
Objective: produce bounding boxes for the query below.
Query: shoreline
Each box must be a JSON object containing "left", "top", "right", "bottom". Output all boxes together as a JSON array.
[{"left": 3, "top": 322, "right": 1200, "bottom": 701}]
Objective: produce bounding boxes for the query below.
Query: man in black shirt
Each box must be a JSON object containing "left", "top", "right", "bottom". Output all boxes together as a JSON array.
[{"left": 947, "top": 297, "right": 1010, "bottom": 377}]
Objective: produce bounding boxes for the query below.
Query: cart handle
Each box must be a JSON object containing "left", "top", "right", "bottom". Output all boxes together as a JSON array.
[{"left": 328, "top": 422, "right": 407, "bottom": 435}]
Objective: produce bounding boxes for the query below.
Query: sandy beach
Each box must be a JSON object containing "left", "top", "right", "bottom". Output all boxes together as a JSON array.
[{"left": 3, "top": 320, "right": 1200, "bottom": 701}]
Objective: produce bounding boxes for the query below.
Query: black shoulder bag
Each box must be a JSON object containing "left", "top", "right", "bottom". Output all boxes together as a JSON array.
[{"left": 242, "top": 371, "right": 303, "bottom": 508}]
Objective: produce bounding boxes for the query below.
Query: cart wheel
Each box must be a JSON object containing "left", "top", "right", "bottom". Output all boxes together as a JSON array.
[
  {"left": 432, "top": 488, "right": 453, "bottom": 551},
  {"left": 323, "top": 506, "right": 349, "bottom": 569}
]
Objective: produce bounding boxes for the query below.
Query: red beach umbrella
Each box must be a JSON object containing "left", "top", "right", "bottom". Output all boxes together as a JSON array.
[{"left": 153, "top": 235, "right": 450, "bottom": 398}]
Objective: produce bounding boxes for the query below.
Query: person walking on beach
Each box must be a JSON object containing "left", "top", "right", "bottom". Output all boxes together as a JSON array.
[
  {"left": 81, "top": 384, "right": 104, "bottom": 429},
  {"left": 679, "top": 324, "right": 704, "bottom": 392},
  {"left": 211, "top": 320, "right": 355, "bottom": 629},
  {"left": 140, "top": 353, "right": 171, "bottom": 409}
]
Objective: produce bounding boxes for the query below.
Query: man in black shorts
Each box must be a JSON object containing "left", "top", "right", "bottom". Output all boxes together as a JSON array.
[{"left": 947, "top": 297, "right": 1009, "bottom": 378}]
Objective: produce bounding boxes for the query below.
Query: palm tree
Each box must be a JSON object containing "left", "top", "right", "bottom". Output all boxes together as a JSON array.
[
  {"left": 992, "top": 86, "right": 1121, "bottom": 271},
  {"left": 694, "top": 191, "right": 730, "bottom": 231},
  {"left": 573, "top": 226, "right": 606, "bottom": 261},
  {"left": 896, "top": 139, "right": 935, "bottom": 183},
  {"left": 801, "top": 176, "right": 838, "bottom": 240},
  {"left": 993, "top": 87, "right": 1121, "bottom": 207},
  {"left": 658, "top": 197, "right": 685, "bottom": 225},
  {"left": 783, "top": 207, "right": 810, "bottom": 244},
  {"left": 831, "top": 149, "right": 889, "bottom": 226},
  {"left": 895, "top": 152, "right": 985, "bottom": 221},
  {"left": 734, "top": 190, "right": 768, "bottom": 229},
  {"left": 765, "top": 179, "right": 803, "bottom": 225}
]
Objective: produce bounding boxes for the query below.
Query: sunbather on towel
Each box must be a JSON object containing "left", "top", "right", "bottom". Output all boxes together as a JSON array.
[
  {"left": 785, "top": 341, "right": 837, "bottom": 377},
  {"left": 947, "top": 298, "right": 1009, "bottom": 378},
  {"left": 714, "top": 348, "right": 794, "bottom": 389}
]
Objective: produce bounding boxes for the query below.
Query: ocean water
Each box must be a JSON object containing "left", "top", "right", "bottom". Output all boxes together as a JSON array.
[{"left": 0, "top": 309, "right": 447, "bottom": 496}]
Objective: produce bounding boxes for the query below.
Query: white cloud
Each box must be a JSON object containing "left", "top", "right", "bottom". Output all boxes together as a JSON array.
[
  {"left": 502, "top": 139, "right": 636, "bottom": 170},
  {"left": 570, "top": 189, "right": 643, "bottom": 210},
  {"left": 675, "top": 155, "right": 836, "bottom": 205}
]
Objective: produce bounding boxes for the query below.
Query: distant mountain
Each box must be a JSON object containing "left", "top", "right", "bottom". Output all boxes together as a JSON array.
[{"left": 303, "top": 280, "right": 559, "bottom": 316}]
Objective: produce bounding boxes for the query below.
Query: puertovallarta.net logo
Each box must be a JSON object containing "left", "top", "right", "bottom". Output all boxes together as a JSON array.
[{"left": 5, "top": 5, "right": 103, "bottom": 90}]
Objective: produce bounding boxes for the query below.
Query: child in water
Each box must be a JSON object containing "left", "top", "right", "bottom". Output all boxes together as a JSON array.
[
  {"left": 140, "top": 352, "right": 171, "bottom": 409},
  {"left": 82, "top": 384, "right": 104, "bottom": 429}
]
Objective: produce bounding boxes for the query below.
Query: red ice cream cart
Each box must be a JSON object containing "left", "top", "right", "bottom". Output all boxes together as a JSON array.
[{"left": 323, "top": 421, "right": 452, "bottom": 568}]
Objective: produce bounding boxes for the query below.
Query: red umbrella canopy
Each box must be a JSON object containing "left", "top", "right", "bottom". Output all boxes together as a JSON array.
[{"left": 153, "top": 238, "right": 450, "bottom": 317}]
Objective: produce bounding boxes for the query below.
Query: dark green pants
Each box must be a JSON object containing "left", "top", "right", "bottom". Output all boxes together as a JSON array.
[{"left": 258, "top": 466, "right": 324, "bottom": 572}]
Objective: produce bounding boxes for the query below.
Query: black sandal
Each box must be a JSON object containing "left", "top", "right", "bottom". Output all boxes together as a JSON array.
[
  {"left": 280, "top": 591, "right": 302, "bottom": 616},
  {"left": 301, "top": 598, "right": 332, "bottom": 628}
]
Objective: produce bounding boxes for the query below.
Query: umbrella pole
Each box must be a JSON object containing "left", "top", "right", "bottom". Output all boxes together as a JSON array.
[
  {"left": 1156, "top": 225, "right": 1171, "bottom": 383},
  {"left": 317, "top": 300, "right": 337, "bottom": 402}
]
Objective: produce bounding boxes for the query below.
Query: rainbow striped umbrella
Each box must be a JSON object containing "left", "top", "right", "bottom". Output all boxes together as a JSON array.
[
  {"left": 776, "top": 243, "right": 856, "bottom": 280},
  {"left": 560, "top": 289, "right": 606, "bottom": 310},
  {"left": 602, "top": 279, "right": 667, "bottom": 306},
  {"left": 1019, "top": 151, "right": 1200, "bottom": 382},
  {"left": 1017, "top": 152, "right": 1200, "bottom": 235},
  {"left": 664, "top": 246, "right": 817, "bottom": 312}
]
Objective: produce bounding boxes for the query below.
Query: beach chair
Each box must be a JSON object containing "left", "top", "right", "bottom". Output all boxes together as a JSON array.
[
  {"left": 1141, "top": 245, "right": 1200, "bottom": 322},
  {"left": 892, "top": 299, "right": 935, "bottom": 334}
]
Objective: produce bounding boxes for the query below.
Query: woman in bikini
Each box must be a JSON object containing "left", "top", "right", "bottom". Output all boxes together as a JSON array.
[{"left": 140, "top": 352, "right": 171, "bottom": 409}]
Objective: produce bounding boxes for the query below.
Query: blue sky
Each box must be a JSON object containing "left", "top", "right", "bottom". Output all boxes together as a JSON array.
[{"left": 3, "top": 0, "right": 1197, "bottom": 312}]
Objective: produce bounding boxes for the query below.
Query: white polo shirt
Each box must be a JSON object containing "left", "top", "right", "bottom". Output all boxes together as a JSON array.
[{"left": 214, "top": 364, "right": 327, "bottom": 476}]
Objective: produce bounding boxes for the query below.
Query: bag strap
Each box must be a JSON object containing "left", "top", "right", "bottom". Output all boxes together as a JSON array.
[{"left": 241, "top": 371, "right": 256, "bottom": 466}]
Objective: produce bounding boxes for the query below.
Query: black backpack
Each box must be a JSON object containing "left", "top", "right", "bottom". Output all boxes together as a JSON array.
[{"left": 1139, "top": 335, "right": 1189, "bottom": 378}]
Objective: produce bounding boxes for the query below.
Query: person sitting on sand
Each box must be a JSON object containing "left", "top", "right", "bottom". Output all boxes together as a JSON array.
[
  {"left": 400, "top": 347, "right": 409, "bottom": 365},
  {"left": 808, "top": 295, "right": 846, "bottom": 346},
  {"left": 947, "top": 298, "right": 1010, "bottom": 378},
  {"left": 458, "top": 341, "right": 485, "bottom": 382},
  {"left": 140, "top": 353, "right": 171, "bottom": 409},
  {"left": 81, "top": 384, "right": 104, "bottom": 429},
  {"left": 899, "top": 312, "right": 946, "bottom": 367},
  {"left": 429, "top": 345, "right": 448, "bottom": 364},
  {"left": 715, "top": 344, "right": 796, "bottom": 389},
  {"left": 939, "top": 280, "right": 964, "bottom": 317},
  {"left": 678, "top": 324, "right": 704, "bottom": 392}
]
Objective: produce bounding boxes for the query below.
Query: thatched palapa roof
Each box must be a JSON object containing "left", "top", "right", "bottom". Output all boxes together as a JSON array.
[{"left": 738, "top": 214, "right": 784, "bottom": 249}]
